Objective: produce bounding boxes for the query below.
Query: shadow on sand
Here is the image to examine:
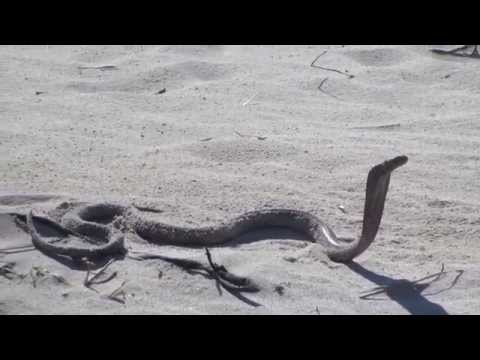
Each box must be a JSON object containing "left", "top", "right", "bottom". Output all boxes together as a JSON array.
[{"left": 347, "top": 262, "right": 464, "bottom": 315}]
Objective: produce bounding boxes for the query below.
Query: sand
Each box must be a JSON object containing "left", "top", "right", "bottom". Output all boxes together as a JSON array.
[{"left": 0, "top": 45, "right": 479, "bottom": 315}]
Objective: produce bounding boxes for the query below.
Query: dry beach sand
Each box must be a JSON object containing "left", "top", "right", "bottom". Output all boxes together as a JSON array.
[{"left": 0, "top": 45, "right": 479, "bottom": 314}]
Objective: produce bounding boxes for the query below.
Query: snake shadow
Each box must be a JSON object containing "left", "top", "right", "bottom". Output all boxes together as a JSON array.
[
  {"left": 347, "top": 262, "right": 449, "bottom": 315},
  {"left": 217, "top": 227, "right": 309, "bottom": 248}
]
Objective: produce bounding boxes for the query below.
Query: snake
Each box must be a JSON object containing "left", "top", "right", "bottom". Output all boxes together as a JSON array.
[{"left": 26, "top": 155, "right": 408, "bottom": 264}]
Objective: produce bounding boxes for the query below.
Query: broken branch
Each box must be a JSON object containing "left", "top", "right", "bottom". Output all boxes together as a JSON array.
[{"left": 311, "top": 51, "right": 354, "bottom": 78}]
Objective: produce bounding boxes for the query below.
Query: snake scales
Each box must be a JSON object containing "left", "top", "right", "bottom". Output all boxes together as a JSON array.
[{"left": 25, "top": 155, "right": 408, "bottom": 264}]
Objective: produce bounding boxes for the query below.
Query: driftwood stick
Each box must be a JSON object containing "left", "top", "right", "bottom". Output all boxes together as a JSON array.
[
  {"left": 359, "top": 263, "right": 459, "bottom": 300},
  {"left": 205, "top": 248, "right": 260, "bottom": 293},
  {"left": 310, "top": 50, "right": 328, "bottom": 66},
  {"left": 132, "top": 204, "right": 164, "bottom": 213},
  {"left": 242, "top": 92, "right": 258, "bottom": 106},
  {"left": 234, "top": 130, "right": 267, "bottom": 141},
  {"left": 352, "top": 123, "right": 401, "bottom": 130},
  {"left": 234, "top": 130, "right": 247, "bottom": 138},
  {"left": 84, "top": 258, "right": 116, "bottom": 290},
  {"left": 0, "top": 245, "right": 36, "bottom": 254},
  {"left": 318, "top": 78, "right": 339, "bottom": 99},
  {"left": 0, "top": 244, "right": 34, "bottom": 250},
  {"left": 204, "top": 248, "right": 261, "bottom": 307},
  {"left": 129, "top": 247, "right": 261, "bottom": 306},
  {"left": 423, "top": 269, "right": 464, "bottom": 296},
  {"left": 129, "top": 248, "right": 260, "bottom": 305},
  {"left": 410, "top": 263, "right": 446, "bottom": 287},
  {"left": 78, "top": 65, "right": 118, "bottom": 71},
  {"left": 107, "top": 280, "right": 127, "bottom": 304},
  {"left": 311, "top": 51, "right": 354, "bottom": 78},
  {"left": 431, "top": 45, "right": 480, "bottom": 59}
]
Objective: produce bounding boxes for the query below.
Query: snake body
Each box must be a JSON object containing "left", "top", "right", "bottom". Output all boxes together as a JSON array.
[
  {"left": 26, "top": 211, "right": 125, "bottom": 260},
  {"left": 26, "top": 155, "right": 408, "bottom": 263}
]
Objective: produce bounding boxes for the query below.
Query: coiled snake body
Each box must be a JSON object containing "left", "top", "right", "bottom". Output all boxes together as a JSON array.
[{"left": 26, "top": 156, "right": 408, "bottom": 263}]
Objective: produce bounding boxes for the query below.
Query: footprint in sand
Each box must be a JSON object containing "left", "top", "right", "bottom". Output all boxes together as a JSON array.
[
  {"left": 165, "top": 45, "right": 225, "bottom": 55},
  {"left": 68, "top": 60, "right": 238, "bottom": 94},
  {"left": 427, "top": 199, "right": 456, "bottom": 209},
  {"left": 345, "top": 48, "right": 410, "bottom": 67},
  {"left": 188, "top": 139, "right": 300, "bottom": 163}
]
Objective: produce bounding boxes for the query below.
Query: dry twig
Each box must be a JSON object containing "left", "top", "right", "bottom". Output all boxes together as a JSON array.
[
  {"left": 234, "top": 131, "right": 267, "bottom": 141},
  {"left": 78, "top": 65, "right": 118, "bottom": 71},
  {"left": 84, "top": 258, "right": 117, "bottom": 291},
  {"left": 132, "top": 204, "right": 164, "bottom": 214},
  {"left": 311, "top": 51, "right": 354, "bottom": 78},
  {"left": 205, "top": 248, "right": 259, "bottom": 293},
  {"left": 0, "top": 244, "right": 36, "bottom": 255},
  {"left": 318, "top": 78, "right": 339, "bottom": 99},
  {"left": 359, "top": 263, "right": 461, "bottom": 300},
  {"left": 107, "top": 281, "right": 127, "bottom": 304},
  {"left": 431, "top": 45, "right": 480, "bottom": 59},
  {"left": 352, "top": 124, "right": 401, "bottom": 130},
  {"left": 242, "top": 93, "right": 258, "bottom": 106},
  {"left": 129, "top": 248, "right": 261, "bottom": 306}
]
